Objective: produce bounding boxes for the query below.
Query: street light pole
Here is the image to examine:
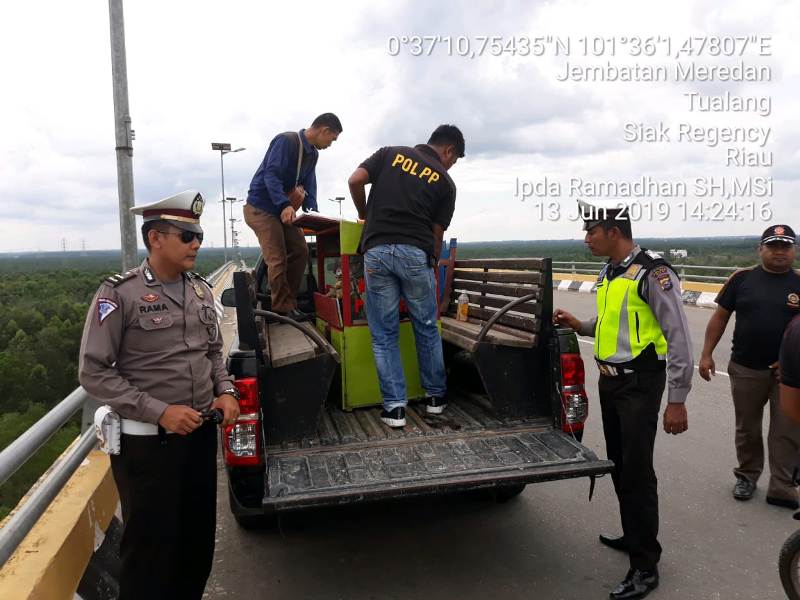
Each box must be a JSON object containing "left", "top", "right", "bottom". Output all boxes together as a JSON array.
[
  {"left": 225, "top": 197, "right": 244, "bottom": 256},
  {"left": 211, "top": 143, "right": 245, "bottom": 263},
  {"left": 329, "top": 196, "right": 345, "bottom": 217}
]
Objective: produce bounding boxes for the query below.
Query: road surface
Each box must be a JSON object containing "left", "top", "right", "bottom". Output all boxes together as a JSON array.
[{"left": 205, "top": 290, "right": 791, "bottom": 600}]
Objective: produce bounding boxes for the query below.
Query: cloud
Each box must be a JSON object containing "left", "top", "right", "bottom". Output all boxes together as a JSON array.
[{"left": 0, "top": 0, "right": 798, "bottom": 251}]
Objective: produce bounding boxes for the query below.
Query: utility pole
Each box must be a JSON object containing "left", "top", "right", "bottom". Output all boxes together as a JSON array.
[
  {"left": 329, "top": 196, "right": 345, "bottom": 217},
  {"left": 108, "top": 0, "right": 138, "bottom": 271},
  {"left": 225, "top": 197, "right": 244, "bottom": 257},
  {"left": 211, "top": 144, "right": 245, "bottom": 263}
]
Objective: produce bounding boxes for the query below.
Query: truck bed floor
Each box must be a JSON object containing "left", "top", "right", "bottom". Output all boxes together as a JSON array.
[
  {"left": 262, "top": 392, "right": 610, "bottom": 511},
  {"left": 269, "top": 390, "right": 550, "bottom": 451}
]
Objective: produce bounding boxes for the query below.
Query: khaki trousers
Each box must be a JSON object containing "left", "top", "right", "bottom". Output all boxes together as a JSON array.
[
  {"left": 243, "top": 203, "right": 308, "bottom": 313},
  {"left": 728, "top": 360, "right": 800, "bottom": 501}
]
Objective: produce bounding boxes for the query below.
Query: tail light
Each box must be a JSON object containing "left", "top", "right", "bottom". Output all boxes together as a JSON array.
[
  {"left": 560, "top": 353, "right": 588, "bottom": 434},
  {"left": 223, "top": 377, "right": 263, "bottom": 467}
]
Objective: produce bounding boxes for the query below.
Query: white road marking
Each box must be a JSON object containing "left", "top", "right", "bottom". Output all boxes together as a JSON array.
[{"left": 576, "top": 337, "right": 730, "bottom": 377}]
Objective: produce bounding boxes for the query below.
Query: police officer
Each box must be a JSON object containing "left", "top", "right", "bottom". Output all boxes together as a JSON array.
[
  {"left": 554, "top": 200, "right": 693, "bottom": 600},
  {"left": 78, "top": 190, "right": 240, "bottom": 599}
]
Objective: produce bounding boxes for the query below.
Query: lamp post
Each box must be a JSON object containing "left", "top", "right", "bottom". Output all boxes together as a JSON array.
[
  {"left": 211, "top": 143, "right": 245, "bottom": 262},
  {"left": 225, "top": 197, "right": 244, "bottom": 257},
  {"left": 329, "top": 196, "right": 345, "bottom": 217}
]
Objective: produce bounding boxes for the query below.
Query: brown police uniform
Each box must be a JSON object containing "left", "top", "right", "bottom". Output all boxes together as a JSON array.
[
  {"left": 80, "top": 260, "right": 231, "bottom": 423},
  {"left": 78, "top": 191, "right": 234, "bottom": 600}
]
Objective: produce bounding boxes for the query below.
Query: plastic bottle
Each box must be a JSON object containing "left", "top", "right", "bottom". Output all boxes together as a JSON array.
[{"left": 457, "top": 292, "right": 469, "bottom": 322}]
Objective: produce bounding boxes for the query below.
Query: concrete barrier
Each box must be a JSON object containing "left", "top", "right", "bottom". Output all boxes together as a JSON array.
[
  {"left": 0, "top": 447, "right": 118, "bottom": 600},
  {"left": 553, "top": 272, "right": 723, "bottom": 308}
]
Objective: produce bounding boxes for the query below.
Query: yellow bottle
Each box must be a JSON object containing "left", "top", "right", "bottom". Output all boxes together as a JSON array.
[{"left": 457, "top": 293, "right": 469, "bottom": 322}]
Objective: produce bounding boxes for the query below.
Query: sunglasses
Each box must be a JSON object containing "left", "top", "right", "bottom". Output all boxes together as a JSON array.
[{"left": 158, "top": 230, "right": 204, "bottom": 244}]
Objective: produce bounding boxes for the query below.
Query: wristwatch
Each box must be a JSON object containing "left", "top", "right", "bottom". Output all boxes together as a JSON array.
[{"left": 221, "top": 387, "right": 240, "bottom": 401}]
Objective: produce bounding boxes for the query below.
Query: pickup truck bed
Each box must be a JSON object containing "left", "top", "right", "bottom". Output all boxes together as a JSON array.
[
  {"left": 264, "top": 391, "right": 609, "bottom": 512},
  {"left": 222, "top": 248, "right": 614, "bottom": 523}
]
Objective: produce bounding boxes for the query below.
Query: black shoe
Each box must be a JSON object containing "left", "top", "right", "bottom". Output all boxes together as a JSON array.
[
  {"left": 609, "top": 568, "right": 659, "bottom": 599},
  {"left": 767, "top": 495, "right": 799, "bottom": 510},
  {"left": 380, "top": 407, "right": 406, "bottom": 428},
  {"left": 425, "top": 395, "right": 448, "bottom": 415},
  {"left": 599, "top": 534, "right": 629, "bottom": 553},
  {"left": 733, "top": 476, "right": 756, "bottom": 501}
]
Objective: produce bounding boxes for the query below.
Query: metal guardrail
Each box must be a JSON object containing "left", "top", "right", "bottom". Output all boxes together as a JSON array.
[
  {"left": 553, "top": 261, "right": 739, "bottom": 283},
  {"left": 0, "top": 261, "right": 234, "bottom": 567}
]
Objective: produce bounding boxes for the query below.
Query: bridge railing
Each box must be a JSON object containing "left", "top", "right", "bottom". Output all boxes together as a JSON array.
[
  {"left": 553, "top": 261, "right": 740, "bottom": 283},
  {"left": 0, "top": 261, "right": 234, "bottom": 566}
]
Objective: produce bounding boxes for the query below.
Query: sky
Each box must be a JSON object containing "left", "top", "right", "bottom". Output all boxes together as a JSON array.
[{"left": 0, "top": 0, "right": 797, "bottom": 252}]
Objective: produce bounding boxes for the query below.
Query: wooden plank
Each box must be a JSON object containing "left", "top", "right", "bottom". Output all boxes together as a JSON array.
[
  {"left": 453, "top": 269, "right": 543, "bottom": 285},
  {"left": 440, "top": 316, "right": 535, "bottom": 348},
  {"left": 448, "top": 303, "right": 540, "bottom": 338},
  {"left": 454, "top": 258, "right": 545, "bottom": 270},
  {"left": 451, "top": 279, "right": 542, "bottom": 299},
  {"left": 441, "top": 327, "right": 477, "bottom": 352},
  {"left": 267, "top": 322, "right": 317, "bottom": 368},
  {"left": 448, "top": 292, "right": 541, "bottom": 316},
  {"left": 464, "top": 317, "right": 537, "bottom": 343}
]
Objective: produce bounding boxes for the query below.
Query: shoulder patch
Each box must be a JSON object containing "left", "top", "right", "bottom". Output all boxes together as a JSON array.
[
  {"left": 96, "top": 298, "right": 119, "bottom": 324},
  {"left": 104, "top": 270, "right": 137, "bottom": 287},
  {"left": 650, "top": 266, "right": 673, "bottom": 291}
]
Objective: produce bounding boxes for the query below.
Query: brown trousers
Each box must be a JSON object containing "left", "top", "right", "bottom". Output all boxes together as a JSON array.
[
  {"left": 728, "top": 360, "right": 800, "bottom": 500},
  {"left": 243, "top": 203, "right": 308, "bottom": 313}
]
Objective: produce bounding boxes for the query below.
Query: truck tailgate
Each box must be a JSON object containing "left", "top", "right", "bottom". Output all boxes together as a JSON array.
[{"left": 263, "top": 416, "right": 612, "bottom": 512}]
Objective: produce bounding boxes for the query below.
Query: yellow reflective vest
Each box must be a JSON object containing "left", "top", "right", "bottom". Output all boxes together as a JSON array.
[{"left": 594, "top": 260, "right": 668, "bottom": 364}]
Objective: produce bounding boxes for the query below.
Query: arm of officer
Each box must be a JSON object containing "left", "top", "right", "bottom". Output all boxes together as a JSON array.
[
  {"left": 552, "top": 310, "right": 595, "bottom": 337},
  {"left": 699, "top": 306, "right": 732, "bottom": 381},
  {"left": 348, "top": 167, "right": 370, "bottom": 220},
  {"left": 263, "top": 136, "right": 291, "bottom": 212},
  {"left": 433, "top": 224, "right": 445, "bottom": 263},
  {"left": 643, "top": 269, "right": 694, "bottom": 404},
  {"left": 578, "top": 317, "right": 597, "bottom": 337},
  {"left": 78, "top": 287, "right": 169, "bottom": 424}
]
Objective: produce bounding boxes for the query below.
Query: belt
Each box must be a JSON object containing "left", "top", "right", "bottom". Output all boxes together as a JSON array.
[
  {"left": 121, "top": 419, "right": 174, "bottom": 436},
  {"left": 596, "top": 362, "right": 635, "bottom": 377}
]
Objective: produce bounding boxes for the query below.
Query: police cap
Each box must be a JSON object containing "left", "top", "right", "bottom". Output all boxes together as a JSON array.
[
  {"left": 761, "top": 224, "right": 796, "bottom": 245},
  {"left": 130, "top": 190, "right": 205, "bottom": 234},
  {"left": 578, "top": 199, "right": 630, "bottom": 232}
]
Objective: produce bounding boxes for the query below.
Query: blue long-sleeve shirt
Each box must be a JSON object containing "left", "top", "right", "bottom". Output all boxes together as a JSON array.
[{"left": 246, "top": 129, "right": 319, "bottom": 216}]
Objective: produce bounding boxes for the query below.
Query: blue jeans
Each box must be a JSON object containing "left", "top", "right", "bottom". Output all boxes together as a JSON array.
[{"left": 363, "top": 244, "right": 447, "bottom": 411}]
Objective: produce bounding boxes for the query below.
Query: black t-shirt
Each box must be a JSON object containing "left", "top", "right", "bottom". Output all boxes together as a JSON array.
[
  {"left": 358, "top": 144, "right": 456, "bottom": 257},
  {"left": 716, "top": 266, "right": 800, "bottom": 369},
  {"left": 781, "top": 316, "right": 800, "bottom": 388}
]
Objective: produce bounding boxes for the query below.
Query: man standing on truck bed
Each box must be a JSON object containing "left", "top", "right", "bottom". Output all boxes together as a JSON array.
[
  {"left": 554, "top": 200, "right": 694, "bottom": 600},
  {"left": 348, "top": 124, "right": 464, "bottom": 427},
  {"left": 699, "top": 225, "right": 800, "bottom": 508},
  {"left": 78, "top": 190, "right": 240, "bottom": 600},
  {"left": 245, "top": 113, "right": 343, "bottom": 321}
]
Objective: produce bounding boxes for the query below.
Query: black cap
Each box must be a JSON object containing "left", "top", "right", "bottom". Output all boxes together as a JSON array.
[
  {"left": 761, "top": 224, "right": 796, "bottom": 245},
  {"left": 578, "top": 200, "right": 630, "bottom": 231}
]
